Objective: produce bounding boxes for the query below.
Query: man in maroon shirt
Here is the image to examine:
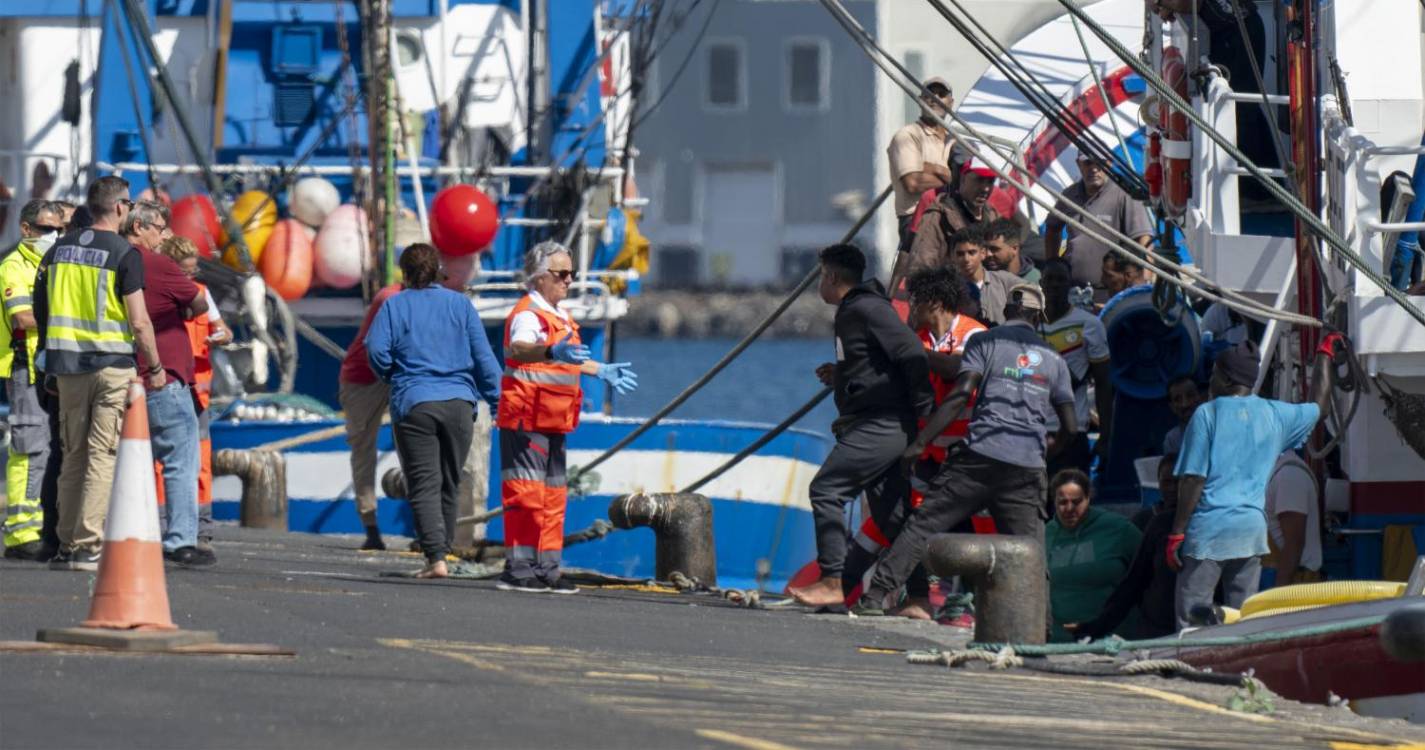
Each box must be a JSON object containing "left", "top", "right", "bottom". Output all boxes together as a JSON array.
[
  {"left": 340, "top": 283, "right": 401, "bottom": 550},
  {"left": 123, "top": 201, "right": 212, "bottom": 566}
]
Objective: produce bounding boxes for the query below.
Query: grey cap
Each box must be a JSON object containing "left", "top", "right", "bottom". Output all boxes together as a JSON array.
[
  {"left": 1008, "top": 283, "right": 1045, "bottom": 312},
  {"left": 923, "top": 77, "right": 952, "bottom": 96}
]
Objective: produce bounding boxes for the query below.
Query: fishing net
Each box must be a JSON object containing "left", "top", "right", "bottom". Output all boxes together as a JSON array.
[{"left": 1375, "top": 375, "right": 1425, "bottom": 461}]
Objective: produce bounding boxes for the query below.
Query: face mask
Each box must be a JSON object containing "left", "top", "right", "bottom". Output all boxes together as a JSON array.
[{"left": 29, "top": 231, "right": 57, "bottom": 254}]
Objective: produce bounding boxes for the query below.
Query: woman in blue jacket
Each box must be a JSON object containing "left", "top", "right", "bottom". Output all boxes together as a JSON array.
[{"left": 366, "top": 244, "right": 501, "bottom": 578}]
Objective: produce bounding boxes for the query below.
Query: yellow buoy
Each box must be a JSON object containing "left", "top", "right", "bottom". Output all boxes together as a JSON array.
[{"left": 223, "top": 190, "right": 278, "bottom": 269}]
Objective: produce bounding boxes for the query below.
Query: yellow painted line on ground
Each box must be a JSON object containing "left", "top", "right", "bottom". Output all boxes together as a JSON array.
[
  {"left": 856, "top": 647, "right": 903, "bottom": 655},
  {"left": 695, "top": 728, "right": 802, "bottom": 750}
]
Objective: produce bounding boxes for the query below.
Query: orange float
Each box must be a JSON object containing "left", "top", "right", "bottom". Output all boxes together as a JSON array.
[{"left": 259, "top": 218, "right": 314, "bottom": 300}]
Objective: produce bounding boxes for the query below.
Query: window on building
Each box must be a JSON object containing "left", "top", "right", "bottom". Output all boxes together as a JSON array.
[
  {"left": 902, "top": 50, "right": 927, "bottom": 125},
  {"left": 657, "top": 245, "right": 702, "bottom": 287},
  {"left": 786, "top": 39, "right": 828, "bottom": 111},
  {"left": 706, "top": 42, "right": 744, "bottom": 110}
]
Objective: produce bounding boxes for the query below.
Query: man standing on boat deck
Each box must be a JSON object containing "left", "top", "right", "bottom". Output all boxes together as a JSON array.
[
  {"left": 791, "top": 244, "right": 932, "bottom": 608},
  {"left": 983, "top": 218, "right": 1040, "bottom": 285},
  {"left": 949, "top": 224, "right": 1020, "bottom": 326},
  {"left": 1167, "top": 338, "right": 1340, "bottom": 630},
  {"left": 907, "top": 158, "right": 1003, "bottom": 276},
  {"left": 1038, "top": 259, "right": 1114, "bottom": 482},
  {"left": 854, "top": 284, "right": 1076, "bottom": 617},
  {"left": 496, "top": 241, "right": 638, "bottom": 594},
  {"left": 1044, "top": 153, "right": 1153, "bottom": 292},
  {"left": 887, "top": 78, "right": 956, "bottom": 254}
]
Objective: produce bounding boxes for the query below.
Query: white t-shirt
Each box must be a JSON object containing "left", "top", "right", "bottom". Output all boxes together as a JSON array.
[
  {"left": 509, "top": 290, "right": 571, "bottom": 345},
  {"left": 1265, "top": 451, "right": 1322, "bottom": 572},
  {"left": 1039, "top": 307, "right": 1110, "bottom": 431}
]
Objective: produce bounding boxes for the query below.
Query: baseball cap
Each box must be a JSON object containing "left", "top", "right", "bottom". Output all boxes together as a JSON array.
[
  {"left": 1214, "top": 341, "right": 1261, "bottom": 389},
  {"left": 924, "top": 76, "right": 952, "bottom": 96},
  {"left": 961, "top": 156, "right": 997, "bottom": 178},
  {"left": 1008, "top": 283, "right": 1045, "bottom": 312}
]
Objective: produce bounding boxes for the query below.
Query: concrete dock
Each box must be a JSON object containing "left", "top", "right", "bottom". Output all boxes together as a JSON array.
[{"left": 2, "top": 527, "right": 1423, "bottom": 749}]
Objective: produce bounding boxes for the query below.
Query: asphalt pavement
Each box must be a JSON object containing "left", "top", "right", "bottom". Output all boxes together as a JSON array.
[{"left": 2, "top": 528, "right": 1422, "bottom": 749}]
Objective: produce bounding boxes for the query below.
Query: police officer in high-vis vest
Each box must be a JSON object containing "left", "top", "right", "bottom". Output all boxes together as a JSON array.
[
  {"left": 496, "top": 241, "right": 639, "bottom": 594},
  {"left": 33, "top": 176, "right": 165, "bottom": 571},
  {"left": 0, "top": 200, "right": 65, "bottom": 559}
]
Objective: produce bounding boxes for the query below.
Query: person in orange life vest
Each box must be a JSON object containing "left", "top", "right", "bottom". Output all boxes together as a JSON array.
[
  {"left": 840, "top": 267, "right": 988, "bottom": 618},
  {"left": 496, "top": 241, "right": 638, "bottom": 594},
  {"left": 155, "top": 236, "right": 232, "bottom": 554}
]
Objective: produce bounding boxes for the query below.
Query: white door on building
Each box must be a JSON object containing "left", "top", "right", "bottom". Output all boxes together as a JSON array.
[{"left": 701, "top": 165, "right": 779, "bottom": 286}]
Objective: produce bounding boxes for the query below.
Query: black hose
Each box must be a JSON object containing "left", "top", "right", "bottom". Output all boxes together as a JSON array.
[
  {"left": 571, "top": 185, "right": 891, "bottom": 481},
  {"left": 680, "top": 386, "right": 832, "bottom": 494}
]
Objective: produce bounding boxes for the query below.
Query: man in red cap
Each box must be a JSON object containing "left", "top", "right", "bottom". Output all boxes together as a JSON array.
[{"left": 907, "top": 156, "right": 1002, "bottom": 275}]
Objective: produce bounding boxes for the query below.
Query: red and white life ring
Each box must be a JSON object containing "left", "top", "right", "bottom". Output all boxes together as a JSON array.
[{"left": 1157, "top": 47, "right": 1192, "bottom": 218}]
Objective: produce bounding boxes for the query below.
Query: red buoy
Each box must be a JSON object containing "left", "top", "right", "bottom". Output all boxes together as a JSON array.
[
  {"left": 171, "top": 194, "right": 222, "bottom": 258},
  {"left": 429, "top": 184, "right": 498, "bottom": 256}
]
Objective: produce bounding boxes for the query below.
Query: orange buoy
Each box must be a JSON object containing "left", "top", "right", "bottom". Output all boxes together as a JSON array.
[{"left": 260, "top": 218, "right": 315, "bottom": 300}]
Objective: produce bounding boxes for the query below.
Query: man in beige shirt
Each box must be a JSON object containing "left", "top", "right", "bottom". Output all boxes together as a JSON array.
[{"left": 888, "top": 78, "right": 955, "bottom": 249}]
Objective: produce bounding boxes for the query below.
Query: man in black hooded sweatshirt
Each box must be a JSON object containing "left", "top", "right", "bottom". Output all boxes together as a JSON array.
[{"left": 789, "top": 244, "right": 933, "bottom": 608}]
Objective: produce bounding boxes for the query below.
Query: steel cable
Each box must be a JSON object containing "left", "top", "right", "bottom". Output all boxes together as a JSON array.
[
  {"left": 1050, "top": 0, "right": 1425, "bottom": 328},
  {"left": 818, "top": 0, "right": 1320, "bottom": 327}
]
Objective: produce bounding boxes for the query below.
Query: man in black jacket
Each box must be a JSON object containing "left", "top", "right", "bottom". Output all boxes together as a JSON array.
[{"left": 790, "top": 244, "right": 933, "bottom": 608}]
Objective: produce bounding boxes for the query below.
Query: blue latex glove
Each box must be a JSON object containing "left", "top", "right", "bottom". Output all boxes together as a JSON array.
[
  {"left": 595, "top": 361, "right": 639, "bottom": 395},
  {"left": 549, "top": 330, "right": 591, "bottom": 364}
]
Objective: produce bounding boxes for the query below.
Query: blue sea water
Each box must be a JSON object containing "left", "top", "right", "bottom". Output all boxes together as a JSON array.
[{"left": 608, "top": 337, "right": 838, "bottom": 437}]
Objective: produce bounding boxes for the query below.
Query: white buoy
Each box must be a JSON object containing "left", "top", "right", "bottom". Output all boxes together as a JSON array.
[
  {"left": 289, "top": 177, "right": 342, "bottom": 228},
  {"left": 314, "top": 204, "right": 370, "bottom": 289}
]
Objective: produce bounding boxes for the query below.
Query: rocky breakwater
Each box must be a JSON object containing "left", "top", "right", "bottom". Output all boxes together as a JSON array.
[{"left": 621, "top": 289, "right": 835, "bottom": 339}]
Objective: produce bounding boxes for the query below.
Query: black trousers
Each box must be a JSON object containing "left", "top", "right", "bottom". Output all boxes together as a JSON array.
[
  {"left": 808, "top": 413, "right": 914, "bottom": 578},
  {"left": 864, "top": 448, "right": 1048, "bottom": 604},
  {"left": 37, "top": 387, "right": 61, "bottom": 552},
  {"left": 393, "top": 399, "right": 474, "bottom": 563}
]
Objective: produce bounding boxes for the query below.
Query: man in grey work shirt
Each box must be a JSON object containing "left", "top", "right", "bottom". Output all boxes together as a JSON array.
[
  {"left": 854, "top": 284, "right": 1077, "bottom": 615},
  {"left": 1044, "top": 153, "right": 1154, "bottom": 289}
]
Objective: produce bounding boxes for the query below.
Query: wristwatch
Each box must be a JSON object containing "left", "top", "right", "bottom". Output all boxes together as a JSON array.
[{"left": 145, "top": 364, "right": 163, "bottom": 377}]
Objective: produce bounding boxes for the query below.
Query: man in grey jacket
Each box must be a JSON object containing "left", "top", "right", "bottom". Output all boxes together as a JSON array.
[
  {"left": 952, "top": 223, "right": 1021, "bottom": 325},
  {"left": 790, "top": 244, "right": 933, "bottom": 608}
]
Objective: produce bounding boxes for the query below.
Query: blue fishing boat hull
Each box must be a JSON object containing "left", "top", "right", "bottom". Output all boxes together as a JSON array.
[{"left": 212, "top": 417, "right": 829, "bottom": 590}]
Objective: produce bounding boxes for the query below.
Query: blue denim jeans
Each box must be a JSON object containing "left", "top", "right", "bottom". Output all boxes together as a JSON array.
[{"left": 148, "top": 381, "right": 200, "bottom": 551}]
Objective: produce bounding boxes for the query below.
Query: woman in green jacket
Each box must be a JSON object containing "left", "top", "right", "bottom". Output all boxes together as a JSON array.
[{"left": 1046, "top": 470, "right": 1142, "bottom": 641}]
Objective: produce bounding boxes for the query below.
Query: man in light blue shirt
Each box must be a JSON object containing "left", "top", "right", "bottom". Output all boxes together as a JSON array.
[{"left": 1167, "top": 336, "right": 1341, "bottom": 630}]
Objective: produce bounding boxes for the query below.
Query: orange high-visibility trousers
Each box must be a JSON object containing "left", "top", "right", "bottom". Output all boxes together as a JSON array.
[{"left": 499, "top": 429, "right": 567, "bottom": 583}]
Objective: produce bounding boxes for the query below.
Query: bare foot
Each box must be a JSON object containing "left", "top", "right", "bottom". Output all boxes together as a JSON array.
[
  {"left": 888, "top": 597, "right": 933, "bottom": 620},
  {"left": 415, "top": 560, "right": 449, "bottom": 579},
  {"left": 790, "top": 576, "right": 845, "bottom": 607}
]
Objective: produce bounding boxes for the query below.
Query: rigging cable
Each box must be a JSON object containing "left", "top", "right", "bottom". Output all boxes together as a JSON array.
[
  {"left": 819, "top": 0, "right": 1320, "bottom": 327},
  {"left": 1048, "top": 0, "right": 1425, "bottom": 328},
  {"left": 927, "top": 0, "right": 1148, "bottom": 199},
  {"left": 570, "top": 183, "right": 892, "bottom": 480}
]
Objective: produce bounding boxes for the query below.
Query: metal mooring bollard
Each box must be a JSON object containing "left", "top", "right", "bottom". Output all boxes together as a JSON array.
[
  {"left": 608, "top": 492, "right": 717, "bottom": 586},
  {"left": 924, "top": 533, "right": 1048, "bottom": 645},
  {"left": 213, "top": 449, "right": 288, "bottom": 530}
]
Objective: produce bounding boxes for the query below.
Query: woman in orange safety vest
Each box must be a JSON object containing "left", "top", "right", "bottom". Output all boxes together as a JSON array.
[{"left": 496, "top": 241, "right": 638, "bottom": 594}]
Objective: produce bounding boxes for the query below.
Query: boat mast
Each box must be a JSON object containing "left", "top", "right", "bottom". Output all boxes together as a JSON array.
[
  {"left": 1287, "top": 0, "right": 1323, "bottom": 390},
  {"left": 363, "top": 0, "right": 398, "bottom": 294}
]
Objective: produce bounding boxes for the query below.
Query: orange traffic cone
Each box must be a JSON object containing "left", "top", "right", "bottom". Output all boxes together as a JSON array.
[{"left": 82, "top": 381, "right": 176, "bottom": 630}]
